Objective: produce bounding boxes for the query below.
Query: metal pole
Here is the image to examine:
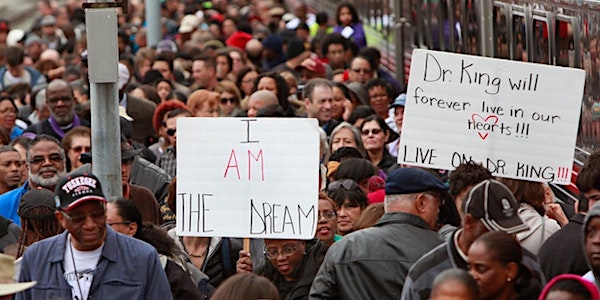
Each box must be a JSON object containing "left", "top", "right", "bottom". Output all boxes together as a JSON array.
[
  {"left": 146, "top": 0, "right": 162, "bottom": 48},
  {"left": 394, "top": 0, "right": 405, "bottom": 85},
  {"left": 85, "top": 6, "right": 122, "bottom": 197},
  {"left": 479, "top": 0, "right": 494, "bottom": 57}
]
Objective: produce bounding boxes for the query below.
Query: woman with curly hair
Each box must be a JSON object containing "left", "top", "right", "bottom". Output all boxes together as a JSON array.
[{"left": 254, "top": 72, "right": 295, "bottom": 116}]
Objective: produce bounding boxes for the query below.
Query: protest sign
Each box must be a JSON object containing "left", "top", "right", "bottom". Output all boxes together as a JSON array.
[
  {"left": 176, "top": 118, "right": 320, "bottom": 239},
  {"left": 399, "top": 49, "right": 584, "bottom": 184}
]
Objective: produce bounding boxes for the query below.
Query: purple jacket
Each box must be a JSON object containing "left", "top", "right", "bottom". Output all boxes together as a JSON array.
[{"left": 334, "top": 22, "right": 367, "bottom": 49}]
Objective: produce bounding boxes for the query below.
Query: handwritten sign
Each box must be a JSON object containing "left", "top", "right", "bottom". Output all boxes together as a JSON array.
[
  {"left": 176, "top": 118, "right": 320, "bottom": 238},
  {"left": 399, "top": 50, "right": 584, "bottom": 184}
]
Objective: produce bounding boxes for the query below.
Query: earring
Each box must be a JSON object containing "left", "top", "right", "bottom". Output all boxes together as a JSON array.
[{"left": 507, "top": 277, "right": 512, "bottom": 282}]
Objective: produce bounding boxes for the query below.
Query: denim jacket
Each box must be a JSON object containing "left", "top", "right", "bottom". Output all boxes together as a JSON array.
[{"left": 16, "top": 226, "right": 172, "bottom": 300}]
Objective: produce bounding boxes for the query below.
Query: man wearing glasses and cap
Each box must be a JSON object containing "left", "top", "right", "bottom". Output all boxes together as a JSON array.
[
  {"left": 15, "top": 171, "right": 171, "bottom": 300},
  {"left": 402, "top": 179, "right": 544, "bottom": 300},
  {"left": 310, "top": 168, "right": 446, "bottom": 299}
]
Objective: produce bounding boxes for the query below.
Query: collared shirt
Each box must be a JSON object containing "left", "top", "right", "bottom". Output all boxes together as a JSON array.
[
  {"left": 157, "top": 146, "right": 177, "bottom": 178},
  {"left": 16, "top": 226, "right": 172, "bottom": 300},
  {"left": 453, "top": 228, "right": 468, "bottom": 262}
]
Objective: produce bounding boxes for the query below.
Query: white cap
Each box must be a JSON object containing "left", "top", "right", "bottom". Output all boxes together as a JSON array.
[{"left": 117, "top": 63, "right": 130, "bottom": 91}]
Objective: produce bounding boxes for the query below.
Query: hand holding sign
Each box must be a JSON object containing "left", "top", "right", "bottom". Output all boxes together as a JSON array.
[{"left": 176, "top": 118, "right": 320, "bottom": 239}]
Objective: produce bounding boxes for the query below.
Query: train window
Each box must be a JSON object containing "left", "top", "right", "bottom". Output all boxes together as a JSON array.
[
  {"left": 512, "top": 12, "right": 527, "bottom": 62},
  {"left": 493, "top": 4, "right": 510, "bottom": 59},
  {"left": 413, "top": 0, "right": 426, "bottom": 48},
  {"left": 532, "top": 17, "right": 550, "bottom": 64},
  {"left": 464, "top": 0, "right": 479, "bottom": 55},
  {"left": 555, "top": 20, "right": 572, "bottom": 67},
  {"left": 423, "top": 0, "right": 437, "bottom": 49}
]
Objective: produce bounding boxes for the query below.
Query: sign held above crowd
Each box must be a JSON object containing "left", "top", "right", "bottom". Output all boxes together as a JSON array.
[
  {"left": 176, "top": 118, "right": 320, "bottom": 239},
  {"left": 399, "top": 49, "right": 585, "bottom": 184}
]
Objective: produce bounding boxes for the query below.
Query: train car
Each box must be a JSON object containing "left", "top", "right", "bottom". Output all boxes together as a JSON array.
[{"left": 305, "top": 0, "right": 600, "bottom": 203}]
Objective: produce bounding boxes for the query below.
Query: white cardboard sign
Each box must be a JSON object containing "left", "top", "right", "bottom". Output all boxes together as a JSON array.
[
  {"left": 176, "top": 118, "right": 320, "bottom": 239},
  {"left": 399, "top": 49, "right": 584, "bottom": 184}
]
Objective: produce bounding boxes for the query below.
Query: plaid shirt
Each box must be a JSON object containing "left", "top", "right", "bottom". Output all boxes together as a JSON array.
[{"left": 157, "top": 146, "right": 177, "bottom": 178}]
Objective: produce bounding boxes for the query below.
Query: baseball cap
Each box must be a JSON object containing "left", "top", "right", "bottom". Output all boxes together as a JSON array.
[
  {"left": 117, "top": 63, "right": 130, "bottom": 90},
  {"left": 296, "top": 58, "right": 325, "bottom": 76},
  {"left": 156, "top": 39, "right": 178, "bottom": 54},
  {"left": 179, "top": 14, "right": 200, "bottom": 34},
  {"left": 18, "top": 189, "right": 56, "bottom": 219},
  {"left": 40, "top": 15, "right": 56, "bottom": 27},
  {"left": 463, "top": 179, "right": 528, "bottom": 234},
  {"left": 385, "top": 168, "right": 448, "bottom": 195},
  {"left": 391, "top": 93, "right": 406, "bottom": 108},
  {"left": 55, "top": 171, "right": 106, "bottom": 211}
]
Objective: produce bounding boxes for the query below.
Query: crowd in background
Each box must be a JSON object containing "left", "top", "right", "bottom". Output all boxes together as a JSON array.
[{"left": 0, "top": 0, "right": 597, "bottom": 299}]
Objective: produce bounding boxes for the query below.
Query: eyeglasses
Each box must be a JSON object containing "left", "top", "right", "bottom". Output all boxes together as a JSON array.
[
  {"left": 166, "top": 128, "right": 176, "bottom": 136},
  {"left": 47, "top": 97, "right": 74, "bottom": 105},
  {"left": 28, "top": 153, "right": 64, "bottom": 165},
  {"left": 264, "top": 242, "right": 302, "bottom": 260},
  {"left": 327, "top": 179, "right": 360, "bottom": 192},
  {"left": 71, "top": 146, "right": 91, "bottom": 153},
  {"left": 60, "top": 209, "right": 106, "bottom": 224},
  {"left": 220, "top": 97, "right": 237, "bottom": 104},
  {"left": 319, "top": 211, "right": 337, "bottom": 220},
  {"left": 361, "top": 128, "right": 383, "bottom": 136},
  {"left": 352, "top": 68, "right": 371, "bottom": 74},
  {"left": 107, "top": 221, "right": 132, "bottom": 226}
]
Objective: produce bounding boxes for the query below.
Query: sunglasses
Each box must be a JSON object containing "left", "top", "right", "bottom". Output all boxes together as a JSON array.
[
  {"left": 361, "top": 128, "right": 383, "bottom": 136},
  {"left": 166, "top": 128, "right": 176, "bottom": 136},
  {"left": 327, "top": 179, "right": 360, "bottom": 192},
  {"left": 220, "top": 97, "right": 237, "bottom": 104},
  {"left": 71, "top": 146, "right": 91, "bottom": 153},
  {"left": 60, "top": 209, "right": 105, "bottom": 224}
]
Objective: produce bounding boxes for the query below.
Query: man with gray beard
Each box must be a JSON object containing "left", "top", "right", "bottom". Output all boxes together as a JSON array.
[{"left": 0, "top": 135, "right": 67, "bottom": 226}]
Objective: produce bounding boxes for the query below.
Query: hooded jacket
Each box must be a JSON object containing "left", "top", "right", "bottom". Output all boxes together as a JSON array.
[
  {"left": 259, "top": 239, "right": 329, "bottom": 300},
  {"left": 538, "top": 274, "right": 600, "bottom": 299},
  {"left": 583, "top": 202, "right": 600, "bottom": 289}
]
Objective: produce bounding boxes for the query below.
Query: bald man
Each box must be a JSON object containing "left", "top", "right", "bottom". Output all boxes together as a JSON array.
[
  {"left": 24, "top": 79, "right": 90, "bottom": 140},
  {"left": 247, "top": 90, "right": 278, "bottom": 118},
  {"left": 245, "top": 39, "right": 264, "bottom": 65}
]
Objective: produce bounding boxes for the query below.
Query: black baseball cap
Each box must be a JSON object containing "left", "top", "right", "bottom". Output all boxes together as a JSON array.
[
  {"left": 54, "top": 171, "right": 106, "bottom": 211},
  {"left": 463, "top": 179, "right": 528, "bottom": 234},
  {"left": 18, "top": 189, "right": 56, "bottom": 219}
]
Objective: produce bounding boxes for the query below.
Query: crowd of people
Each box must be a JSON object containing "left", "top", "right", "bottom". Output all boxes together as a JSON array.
[{"left": 0, "top": 0, "right": 597, "bottom": 299}]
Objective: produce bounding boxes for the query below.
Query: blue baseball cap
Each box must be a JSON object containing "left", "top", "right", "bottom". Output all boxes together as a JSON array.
[
  {"left": 385, "top": 168, "right": 448, "bottom": 195},
  {"left": 390, "top": 93, "right": 406, "bottom": 108}
]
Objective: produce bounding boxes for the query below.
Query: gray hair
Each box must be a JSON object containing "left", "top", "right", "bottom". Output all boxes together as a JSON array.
[
  {"left": 318, "top": 127, "right": 329, "bottom": 161},
  {"left": 431, "top": 269, "right": 478, "bottom": 299},
  {"left": 35, "top": 88, "right": 47, "bottom": 111},
  {"left": 26, "top": 134, "right": 66, "bottom": 162},
  {"left": 384, "top": 193, "right": 417, "bottom": 212},
  {"left": 329, "top": 121, "right": 366, "bottom": 156}
]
